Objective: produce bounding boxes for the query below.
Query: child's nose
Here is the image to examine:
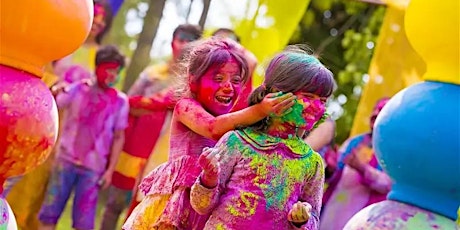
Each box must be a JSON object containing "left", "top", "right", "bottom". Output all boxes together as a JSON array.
[{"left": 221, "top": 81, "right": 233, "bottom": 93}]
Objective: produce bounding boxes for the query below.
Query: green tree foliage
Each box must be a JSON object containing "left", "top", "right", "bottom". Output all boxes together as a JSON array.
[
  {"left": 289, "top": 0, "right": 385, "bottom": 143},
  {"left": 122, "top": 0, "right": 167, "bottom": 91},
  {"left": 103, "top": 0, "right": 149, "bottom": 90}
]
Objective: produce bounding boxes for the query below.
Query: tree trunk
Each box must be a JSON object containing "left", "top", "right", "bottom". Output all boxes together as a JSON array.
[
  {"left": 186, "top": 0, "right": 194, "bottom": 23},
  {"left": 198, "top": 0, "right": 211, "bottom": 28},
  {"left": 122, "top": 0, "right": 167, "bottom": 92}
]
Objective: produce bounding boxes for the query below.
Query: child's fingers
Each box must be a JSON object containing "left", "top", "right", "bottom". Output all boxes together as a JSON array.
[
  {"left": 298, "top": 203, "right": 311, "bottom": 222},
  {"left": 292, "top": 203, "right": 303, "bottom": 221},
  {"left": 300, "top": 205, "right": 309, "bottom": 220},
  {"left": 201, "top": 147, "right": 214, "bottom": 157},
  {"left": 207, "top": 148, "right": 221, "bottom": 160},
  {"left": 287, "top": 210, "right": 294, "bottom": 222},
  {"left": 275, "top": 95, "right": 296, "bottom": 106},
  {"left": 273, "top": 100, "right": 296, "bottom": 115},
  {"left": 265, "top": 92, "right": 284, "bottom": 98},
  {"left": 271, "top": 95, "right": 296, "bottom": 111},
  {"left": 279, "top": 107, "right": 294, "bottom": 116},
  {"left": 279, "top": 93, "right": 296, "bottom": 101}
]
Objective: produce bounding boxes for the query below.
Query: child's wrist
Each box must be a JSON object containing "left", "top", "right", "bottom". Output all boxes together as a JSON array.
[{"left": 254, "top": 103, "right": 269, "bottom": 117}]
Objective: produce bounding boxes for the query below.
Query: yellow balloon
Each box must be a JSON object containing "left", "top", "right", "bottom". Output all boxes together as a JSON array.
[
  {"left": 0, "top": 0, "right": 93, "bottom": 77},
  {"left": 405, "top": 0, "right": 460, "bottom": 85}
]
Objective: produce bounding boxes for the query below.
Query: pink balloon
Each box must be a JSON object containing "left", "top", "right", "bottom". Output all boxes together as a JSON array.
[{"left": 0, "top": 65, "right": 58, "bottom": 186}]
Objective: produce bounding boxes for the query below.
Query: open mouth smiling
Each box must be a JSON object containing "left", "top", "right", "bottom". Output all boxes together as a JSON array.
[{"left": 215, "top": 95, "right": 233, "bottom": 105}]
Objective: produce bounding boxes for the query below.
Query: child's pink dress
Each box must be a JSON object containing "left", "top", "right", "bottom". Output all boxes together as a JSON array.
[{"left": 123, "top": 117, "right": 216, "bottom": 229}]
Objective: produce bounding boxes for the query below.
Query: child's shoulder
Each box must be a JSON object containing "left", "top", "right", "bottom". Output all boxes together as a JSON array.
[
  {"left": 115, "top": 90, "right": 129, "bottom": 108},
  {"left": 114, "top": 90, "right": 128, "bottom": 101},
  {"left": 309, "top": 149, "right": 325, "bottom": 164},
  {"left": 174, "top": 98, "right": 200, "bottom": 110}
]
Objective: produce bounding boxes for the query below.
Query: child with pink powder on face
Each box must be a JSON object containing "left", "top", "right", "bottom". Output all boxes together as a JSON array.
[
  {"left": 190, "top": 46, "right": 336, "bottom": 229},
  {"left": 123, "top": 38, "right": 296, "bottom": 230},
  {"left": 38, "top": 45, "right": 128, "bottom": 230}
]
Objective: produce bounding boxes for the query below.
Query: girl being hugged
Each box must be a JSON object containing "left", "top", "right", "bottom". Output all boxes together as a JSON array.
[
  {"left": 190, "top": 45, "right": 335, "bottom": 229},
  {"left": 123, "top": 38, "right": 295, "bottom": 229}
]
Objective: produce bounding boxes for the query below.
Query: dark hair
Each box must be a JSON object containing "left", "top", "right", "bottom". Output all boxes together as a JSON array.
[
  {"left": 249, "top": 45, "right": 336, "bottom": 130},
  {"left": 172, "top": 24, "right": 203, "bottom": 41},
  {"left": 212, "top": 28, "right": 241, "bottom": 43},
  {"left": 95, "top": 45, "right": 125, "bottom": 68},
  {"left": 175, "top": 37, "right": 249, "bottom": 98},
  {"left": 94, "top": 0, "right": 113, "bottom": 45}
]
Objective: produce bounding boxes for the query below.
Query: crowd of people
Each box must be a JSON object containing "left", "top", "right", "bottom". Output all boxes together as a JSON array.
[{"left": 3, "top": 1, "right": 395, "bottom": 230}]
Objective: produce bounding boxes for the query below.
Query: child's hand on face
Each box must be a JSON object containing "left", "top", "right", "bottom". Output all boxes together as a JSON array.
[
  {"left": 288, "top": 201, "right": 312, "bottom": 225},
  {"left": 198, "top": 147, "right": 221, "bottom": 188},
  {"left": 260, "top": 92, "right": 296, "bottom": 116}
]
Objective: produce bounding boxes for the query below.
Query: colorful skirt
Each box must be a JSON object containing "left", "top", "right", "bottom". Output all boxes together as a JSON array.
[{"left": 123, "top": 155, "right": 209, "bottom": 230}]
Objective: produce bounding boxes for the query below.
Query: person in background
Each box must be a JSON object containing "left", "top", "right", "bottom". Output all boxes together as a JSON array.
[
  {"left": 320, "top": 98, "right": 392, "bottom": 230},
  {"left": 38, "top": 45, "right": 128, "bottom": 230}
]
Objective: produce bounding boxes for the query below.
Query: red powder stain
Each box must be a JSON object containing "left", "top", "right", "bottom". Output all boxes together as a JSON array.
[{"left": 0, "top": 126, "right": 8, "bottom": 156}]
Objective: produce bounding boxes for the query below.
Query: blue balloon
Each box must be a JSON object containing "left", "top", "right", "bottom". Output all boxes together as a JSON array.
[{"left": 373, "top": 81, "right": 460, "bottom": 220}]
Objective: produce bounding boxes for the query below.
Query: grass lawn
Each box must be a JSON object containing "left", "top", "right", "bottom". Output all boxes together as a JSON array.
[{"left": 56, "top": 190, "right": 126, "bottom": 230}]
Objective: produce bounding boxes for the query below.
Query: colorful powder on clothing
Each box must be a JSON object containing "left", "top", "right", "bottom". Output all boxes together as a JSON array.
[
  {"left": 226, "top": 191, "right": 259, "bottom": 217},
  {"left": 216, "top": 223, "right": 226, "bottom": 230},
  {"left": 241, "top": 129, "right": 316, "bottom": 210}
]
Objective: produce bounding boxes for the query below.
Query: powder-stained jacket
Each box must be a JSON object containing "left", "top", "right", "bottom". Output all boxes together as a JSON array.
[{"left": 191, "top": 129, "right": 325, "bottom": 230}]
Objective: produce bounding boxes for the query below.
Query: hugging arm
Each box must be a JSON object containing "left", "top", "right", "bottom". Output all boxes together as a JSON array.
[{"left": 175, "top": 93, "right": 295, "bottom": 140}]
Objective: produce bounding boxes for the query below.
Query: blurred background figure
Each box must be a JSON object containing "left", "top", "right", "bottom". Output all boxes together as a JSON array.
[{"left": 320, "top": 98, "right": 392, "bottom": 230}]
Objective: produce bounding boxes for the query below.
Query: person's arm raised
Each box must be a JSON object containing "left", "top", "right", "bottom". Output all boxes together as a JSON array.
[{"left": 176, "top": 92, "right": 296, "bottom": 140}]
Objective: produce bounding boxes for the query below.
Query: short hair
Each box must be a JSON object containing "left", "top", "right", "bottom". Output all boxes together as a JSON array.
[
  {"left": 212, "top": 28, "right": 241, "bottom": 43},
  {"left": 95, "top": 45, "right": 125, "bottom": 68},
  {"left": 172, "top": 24, "right": 203, "bottom": 42}
]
